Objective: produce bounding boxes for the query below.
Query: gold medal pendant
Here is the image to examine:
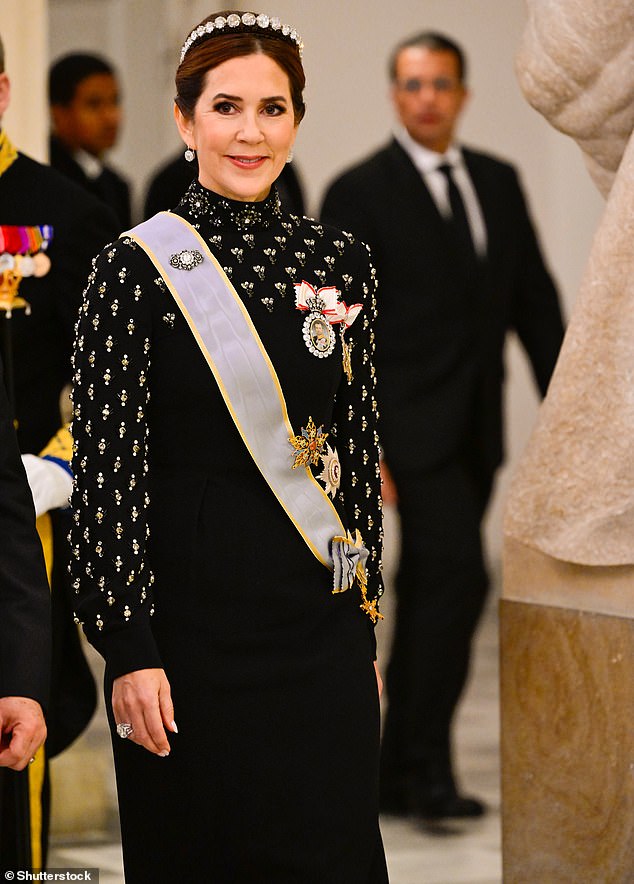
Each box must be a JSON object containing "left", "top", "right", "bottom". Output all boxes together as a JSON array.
[{"left": 340, "top": 327, "right": 354, "bottom": 382}]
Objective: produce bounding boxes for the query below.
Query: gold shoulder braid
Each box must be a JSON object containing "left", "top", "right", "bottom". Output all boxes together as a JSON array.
[{"left": 0, "top": 130, "right": 18, "bottom": 177}]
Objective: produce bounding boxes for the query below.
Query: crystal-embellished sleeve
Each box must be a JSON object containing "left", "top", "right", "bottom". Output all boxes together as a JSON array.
[
  {"left": 69, "top": 240, "right": 162, "bottom": 678},
  {"left": 332, "top": 238, "right": 384, "bottom": 618}
]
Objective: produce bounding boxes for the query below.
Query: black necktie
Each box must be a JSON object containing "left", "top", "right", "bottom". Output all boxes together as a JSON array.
[{"left": 438, "top": 163, "right": 475, "bottom": 259}]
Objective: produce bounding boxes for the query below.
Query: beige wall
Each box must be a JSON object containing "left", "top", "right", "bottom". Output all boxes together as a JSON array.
[
  {"left": 46, "top": 0, "right": 604, "bottom": 557},
  {"left": 2, "top": 0, "right": 48, "bottom": 160}
]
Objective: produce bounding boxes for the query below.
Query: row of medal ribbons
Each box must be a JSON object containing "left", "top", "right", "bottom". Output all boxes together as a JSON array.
[{"left": 0, "top": 225, "right": 54, "bottom": 279}]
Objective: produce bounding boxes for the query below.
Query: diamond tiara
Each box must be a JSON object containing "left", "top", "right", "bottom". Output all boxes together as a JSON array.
[{"left": 180, "top": 12, "right": 304, "bottom": 64}]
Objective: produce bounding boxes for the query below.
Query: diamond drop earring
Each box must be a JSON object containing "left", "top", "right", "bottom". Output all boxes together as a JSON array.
[{"left": 184, "top": 148, "right": 196, "bottom": 163}]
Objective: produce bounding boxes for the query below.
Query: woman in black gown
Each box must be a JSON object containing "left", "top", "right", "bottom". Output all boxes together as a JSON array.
[{"left": 69, "top": 10, "right": 388, "bottom": 882}]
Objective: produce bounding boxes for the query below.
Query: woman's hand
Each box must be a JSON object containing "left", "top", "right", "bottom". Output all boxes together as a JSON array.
[
  {"left": 373, "top": 661, "right": 383, "bottom": 699},
  {"left": 0, "top": 697, "right": 47, "bottom": 770},
  {"left": 112, "top": 668, "right": 177, "bottom": 756}
]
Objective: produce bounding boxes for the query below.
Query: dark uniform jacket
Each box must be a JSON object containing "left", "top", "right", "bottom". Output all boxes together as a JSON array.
[
  {"left": 321, "top": 139, "right": 565, "bottom": 484},
  {"left": 0, "top": 355, "right": 50, "bottom": 707},
  {"left": 1, "top": 151, "right": 119, "bottom": 453}
]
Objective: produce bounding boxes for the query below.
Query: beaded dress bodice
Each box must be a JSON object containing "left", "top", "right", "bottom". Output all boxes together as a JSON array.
[{"left": 69, "top": 181, "right": 383, "bottom": 675}]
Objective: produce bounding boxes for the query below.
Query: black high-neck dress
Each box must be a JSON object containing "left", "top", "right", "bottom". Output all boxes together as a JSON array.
[{"left": 69, "top": 182, "right": 387, "bottom": 882}]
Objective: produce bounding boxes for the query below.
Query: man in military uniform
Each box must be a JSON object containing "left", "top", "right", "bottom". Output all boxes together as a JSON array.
[{"left": 0, "top": 34, "right": 118, "bottom": 868}]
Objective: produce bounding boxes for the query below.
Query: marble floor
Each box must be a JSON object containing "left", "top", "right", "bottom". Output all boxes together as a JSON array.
[{"left": 48, "top": 509, "right": 502, "bottom": 883}]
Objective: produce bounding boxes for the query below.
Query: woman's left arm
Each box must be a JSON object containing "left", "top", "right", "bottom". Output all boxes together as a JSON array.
[
  {"left": 331, "top": 238, "right": 384, "bottom": 629},
  {"left": 69, "top": 240, "right": 161, "bottom": 678}
]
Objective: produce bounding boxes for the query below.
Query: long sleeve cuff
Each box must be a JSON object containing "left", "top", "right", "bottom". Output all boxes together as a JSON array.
[{"left": 90, "top": 622, "right": 163, "bottom": 680}]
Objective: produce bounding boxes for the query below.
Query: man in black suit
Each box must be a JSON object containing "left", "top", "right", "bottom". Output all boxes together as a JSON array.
[
  {"left": 49, "top": 52, "right": 131, "bottom": 229},
  {"left": 0, "top": 35, "right": 118, "bottom": 866},
  {"left": 321, "top": 31, "right": 564, "bottom": 819}
]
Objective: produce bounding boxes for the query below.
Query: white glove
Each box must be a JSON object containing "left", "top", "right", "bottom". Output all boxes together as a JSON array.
[{"left": 21, "top": 454, "right": 73, "bottom": 517}]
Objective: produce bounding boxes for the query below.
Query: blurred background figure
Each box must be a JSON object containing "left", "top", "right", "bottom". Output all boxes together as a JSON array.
[
  {"left": 0, "top": 32, "right": 118, "bottom": 869},
  {"left": 48, "top": 52, "right": 131, "bottom": 229},
  {"left": 143, "top": 148, "right": 306, "bottom": 218},
  {"left": 321, "top": 30, "right": 565, "bottom": 821}
]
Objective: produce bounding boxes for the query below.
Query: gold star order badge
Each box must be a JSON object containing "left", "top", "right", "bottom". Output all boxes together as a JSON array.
[{"left": 290, "top": 416, "right": 328, "bottom": 469}]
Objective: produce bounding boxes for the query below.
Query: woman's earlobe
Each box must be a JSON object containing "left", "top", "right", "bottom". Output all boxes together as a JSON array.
[{"left": 173, "top": 104, "right": 192, "bottom": 143}]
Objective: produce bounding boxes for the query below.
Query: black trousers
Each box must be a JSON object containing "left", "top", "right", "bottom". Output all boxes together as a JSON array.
[
  {"left": 0, "top": 764, "right": 49, "bottom": 872},
  {"left": 381, "top": 459, "right": 491, "bottom": 789}
]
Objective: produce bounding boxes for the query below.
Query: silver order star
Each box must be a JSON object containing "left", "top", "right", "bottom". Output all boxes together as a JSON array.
[{"left": 317, "top": 444, "right": 341, "bottom": 498}]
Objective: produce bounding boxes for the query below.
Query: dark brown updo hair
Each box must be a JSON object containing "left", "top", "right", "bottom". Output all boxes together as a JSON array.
[{"left": 175, "top": 10, "right": 306, "bottom": 124}]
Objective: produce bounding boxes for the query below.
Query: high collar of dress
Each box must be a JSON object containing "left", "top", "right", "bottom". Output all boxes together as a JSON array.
[{"left": 178, "top": 179, "right": 283, "bottom": 231}]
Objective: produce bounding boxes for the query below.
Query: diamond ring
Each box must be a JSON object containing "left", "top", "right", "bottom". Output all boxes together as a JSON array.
[{"left": 116, "top": 722, "right": 134, "bottom": 739}]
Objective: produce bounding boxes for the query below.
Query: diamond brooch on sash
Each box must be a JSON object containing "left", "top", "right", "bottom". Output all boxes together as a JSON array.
[
  {"left": 289, "top": 417, "right": 328, "bottom": 469},
  {"left": 169, "top": 249, "right": 204, "bottom": 270}
]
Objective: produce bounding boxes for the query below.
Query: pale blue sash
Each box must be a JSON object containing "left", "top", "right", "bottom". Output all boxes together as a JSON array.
[{"left": 125, "top": 212, "right": 371, "bottom": 601}]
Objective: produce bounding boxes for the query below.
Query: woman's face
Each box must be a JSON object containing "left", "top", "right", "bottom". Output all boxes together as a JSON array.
[{"left": 175, "top": 52, "right": 298, "bottom": 202}]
